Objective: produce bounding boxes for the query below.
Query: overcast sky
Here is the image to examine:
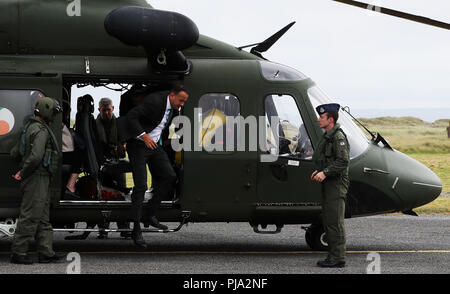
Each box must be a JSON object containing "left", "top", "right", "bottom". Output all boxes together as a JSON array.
[
  {"left": 73, "top": 0, "right": 449, "bottom": 121},
  {"left": 148, "top": 0, "right": 450, "bottom": 110}
]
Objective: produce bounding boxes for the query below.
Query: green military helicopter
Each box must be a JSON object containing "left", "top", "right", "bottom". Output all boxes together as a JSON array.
[{"left": 0, "top": 0, "right": 446, "bottom": 250}]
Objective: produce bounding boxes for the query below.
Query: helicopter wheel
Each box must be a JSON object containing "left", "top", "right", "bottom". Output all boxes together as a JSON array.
[{"left": 305, "top": 223, "right": 328, "bottom": 251}]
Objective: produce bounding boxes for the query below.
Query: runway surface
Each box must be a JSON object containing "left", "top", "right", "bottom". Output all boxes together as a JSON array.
[{"left": 0, "top": 214, "right": 449, "bottom": 274}]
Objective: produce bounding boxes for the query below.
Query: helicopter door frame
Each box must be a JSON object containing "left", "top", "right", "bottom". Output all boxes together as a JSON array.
[
  {"left": 58, "top": 77, "right": 182, "bottom": 208},
  {"left": 0, "top": 74, "right": 63, "bottom": 208},
  {"left": 256, "top": 88, "right": 322, "bottom": 223}
]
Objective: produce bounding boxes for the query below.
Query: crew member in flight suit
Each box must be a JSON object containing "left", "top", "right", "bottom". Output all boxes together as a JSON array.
[
  {"left": 311, "top": 103, "right": 350, "bottom": 268},
  {"left": 10, "top": 97, "right": 65, "bottom": 264}
]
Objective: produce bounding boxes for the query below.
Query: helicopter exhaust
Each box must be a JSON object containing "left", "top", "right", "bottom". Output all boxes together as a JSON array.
[{"left": 104, "top": 6, "right": 199, "bottom": 74}]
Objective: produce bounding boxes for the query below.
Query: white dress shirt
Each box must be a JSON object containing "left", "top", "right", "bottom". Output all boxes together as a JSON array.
[{"left": 138, "top": 96, "right": 172, "bottom": 143}]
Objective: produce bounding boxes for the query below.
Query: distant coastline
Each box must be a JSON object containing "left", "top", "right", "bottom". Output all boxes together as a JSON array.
[{"left": 352, "top": 108, "right": 450, "bottom": 123}]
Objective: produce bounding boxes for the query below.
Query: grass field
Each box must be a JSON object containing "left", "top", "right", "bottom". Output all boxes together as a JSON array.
[
  {"left": 415, "top": 196, "right": 450, "bottom": 215},
  {"left": 358, "top": 117, "right": 450, "bottom": 214},
  {"left": 358, "top": 117, "right": 450, "bottom": 192},
  {"left": 359, "top": 117, "right": 450, "bottom": 154}
]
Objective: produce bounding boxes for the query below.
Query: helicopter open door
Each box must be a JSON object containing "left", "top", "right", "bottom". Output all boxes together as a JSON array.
[
  {"left": 0, "top": 75, "right": 62, "bottom": 212},
  {"left": 255, "top": 91, "right": 322, "bottom": 224}
]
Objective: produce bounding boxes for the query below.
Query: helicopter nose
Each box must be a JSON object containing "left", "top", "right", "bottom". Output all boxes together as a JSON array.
[{"left": 386, "top": 151, "right": 442, "bottom": 209}]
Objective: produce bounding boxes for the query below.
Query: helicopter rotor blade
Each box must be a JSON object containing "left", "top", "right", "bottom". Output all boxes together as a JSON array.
[{"left": 333, "top": 0, "right": 450, "bottom": 30}]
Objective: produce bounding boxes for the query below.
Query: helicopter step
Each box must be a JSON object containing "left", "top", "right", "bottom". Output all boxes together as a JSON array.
[
  {"left": 57, "top": 211, "right": 191, "bottom": 240},
  {"left": 251, "top": 223, "right": 284, "bottom": 234}
]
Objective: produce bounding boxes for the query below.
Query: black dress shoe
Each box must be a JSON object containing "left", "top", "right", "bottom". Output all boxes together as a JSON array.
[
  {"left": 131, "top": 230, "right": 147, "bottom": 249},
  {"left": 148, "top": 216, "right": 168, "bottom": 230},
  {"left": 10, "top": 254, "right": 33, "bottom": 265},
  {"left": 317, "top": 259, "right": 346, "bottom": 268},
  {"left": 38, "top": 252, "right": 65, "bottom": 263}
]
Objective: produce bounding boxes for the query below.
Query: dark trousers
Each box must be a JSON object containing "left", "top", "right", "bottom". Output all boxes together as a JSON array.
[
  {"left": 11, "top": 174, "right": 54, "bottom": 256},
  {"left": 127, "top": 139, "right": 176, "bottom": 224},
  {"left": 321, "top": 179, "right": 347, "bottom": 262}
]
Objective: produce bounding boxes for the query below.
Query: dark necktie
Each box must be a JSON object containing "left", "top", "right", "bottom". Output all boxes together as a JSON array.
[{"left": 165, "top": 109, "right": 174, "bottom": 127}]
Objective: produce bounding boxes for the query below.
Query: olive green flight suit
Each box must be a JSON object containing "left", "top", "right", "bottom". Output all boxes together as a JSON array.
[
  {"left": 312, "top": 123, "right": 350, "bottom": 262},
  {"left": 11, "top": 117, "right": 59, "bottom": 257}
]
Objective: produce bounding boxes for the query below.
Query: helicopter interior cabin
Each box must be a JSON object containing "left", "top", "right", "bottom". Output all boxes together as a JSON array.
[{"left": 59, "top": 79, "right": 183, "bottom": 207}]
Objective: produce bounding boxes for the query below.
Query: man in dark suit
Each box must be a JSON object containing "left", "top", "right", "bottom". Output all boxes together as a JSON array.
[{"left": 125, "top": 83, "right": 189, "bottom": 248}]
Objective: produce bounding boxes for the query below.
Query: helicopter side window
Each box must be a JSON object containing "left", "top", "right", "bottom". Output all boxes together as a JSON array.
[
  {"left": 265, "top": 94, "right": 313, "bottom": 160},
  {"left": 198, "top": 93, "right": 240, "bottom": 152},
  {"left": 0, "top": 90, "right": 44, "bottom": 154}
]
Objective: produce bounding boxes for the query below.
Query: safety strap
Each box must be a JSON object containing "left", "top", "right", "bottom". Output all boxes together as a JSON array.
[{"left": 18, "top": 121, "right": 32, "bottom": 157}]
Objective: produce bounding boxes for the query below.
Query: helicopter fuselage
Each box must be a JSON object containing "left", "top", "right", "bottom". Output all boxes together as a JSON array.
[{"left": 0, "top": 0, "right": 442, "bottom": 247}]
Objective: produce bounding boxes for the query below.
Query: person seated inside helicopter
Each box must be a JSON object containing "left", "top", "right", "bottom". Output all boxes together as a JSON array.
[
  {"left": 71, "top": 94, "right": 129, "bottom": 199},
  {"left": 90, "top": 96, "right": 134, "bottom": 238},
  {"left": 96, "top": 97, "right": 132, "bottom": 194},
  {"left": 97, "top": 114, "right": 132, "bottom": 238},
  {"left": 61, "top": 100, "right": 83, "bottom": 199}
]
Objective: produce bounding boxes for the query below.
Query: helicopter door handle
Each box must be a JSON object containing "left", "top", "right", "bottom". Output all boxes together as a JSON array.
[
  {"left": 363, "top": 167, "right": 390, "bottom": 175},
  {"left": 272, "top": 163, "right": 287, "bottom": 169}
]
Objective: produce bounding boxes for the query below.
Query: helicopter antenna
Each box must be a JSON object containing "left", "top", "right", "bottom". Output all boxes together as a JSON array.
[
  {"left": 238, "top": 22, "right": 296, "bottom": 58},
  {"left": 341, "top": 106, "right": 376, "bottom": 140},
  {"left": 333, "top": 0, "right": 450, "bottom": 30}
]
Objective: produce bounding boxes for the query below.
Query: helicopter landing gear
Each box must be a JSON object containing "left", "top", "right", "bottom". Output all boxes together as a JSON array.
[
  {"left": 56, "top": 211, "right": 192, "bottom": 238},
  {"left": 0, "top": 218, "right": 17, "bottom": 238},
  {"left": 303, "top": 222, "right": 328, "bottom": 251}
]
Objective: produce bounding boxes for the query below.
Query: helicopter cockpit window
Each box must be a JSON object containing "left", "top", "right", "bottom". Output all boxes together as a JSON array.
[
  {"left": 198, "top": 93, "right": 240, "bottom": 152},
  {"left": 307, "top": 86, "right": 369, "bottom": 159},
  {"left": 259, "top": 61, "right": 308, "bottom": 82},
  {"left": 265, "top": 94, "right": 313, "bottom": 160},
  {"left": 0, "top": 90, "right": 44, "bottom": 154}
]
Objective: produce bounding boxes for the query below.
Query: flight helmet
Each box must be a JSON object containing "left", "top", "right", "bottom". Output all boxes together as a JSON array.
[{"left": 34, "top": 97, "right": 62, "bottom": 123}]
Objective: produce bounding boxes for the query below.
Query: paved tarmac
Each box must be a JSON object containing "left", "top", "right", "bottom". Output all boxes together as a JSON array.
[{"left": 0, "top": 214, "right": 449, "bottom": 274}]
